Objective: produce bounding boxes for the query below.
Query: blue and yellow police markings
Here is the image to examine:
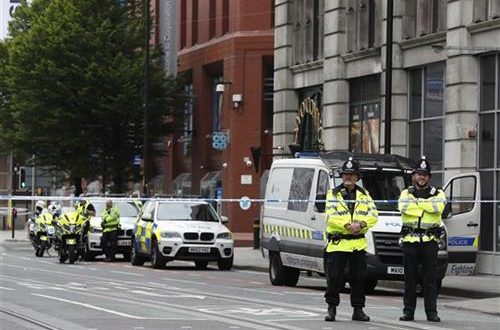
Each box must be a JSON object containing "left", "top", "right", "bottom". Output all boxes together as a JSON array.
[
  {"left": 135, "top": 222, "right": 158, "bottom": 253},
  {"left": 263, "top": 224, "right": 325, "bottom": 241}
]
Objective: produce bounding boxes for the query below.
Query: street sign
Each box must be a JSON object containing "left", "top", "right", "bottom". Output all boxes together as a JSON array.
[
  {"left": 216, "top": 187, "right": 223, "bottom": 199},
  {"left": 239, "top": 196, "right": 251, "bottom": 211},
  {"left": 133, "top": 155, "right": 141, "bottom": 165},
  {"left": 212, "top": 131, "right": 229, "bottom": 150}
]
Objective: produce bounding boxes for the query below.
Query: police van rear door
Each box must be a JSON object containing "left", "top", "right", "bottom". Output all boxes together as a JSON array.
[{"left": 443, "top": 173, "right": 481, "bottom": 275}]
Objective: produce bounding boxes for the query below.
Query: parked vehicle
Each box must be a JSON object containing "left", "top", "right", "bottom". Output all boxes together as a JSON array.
[
  {"left": 84, "top": 200, "right": 140, "bottom": 261},
  {"left": 260, "top": 151, "right": 481, "bottom": 290},
  {"left": 130, "top": 200, "right": 234, "bottom": 270},
  {"left": 54, "top": 213, "right": 86, "bottom": 264}
]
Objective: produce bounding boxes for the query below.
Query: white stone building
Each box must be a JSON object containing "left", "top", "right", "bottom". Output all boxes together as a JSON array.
[{"left": 273, "top": 0, "right": 500, "bottom": 274}]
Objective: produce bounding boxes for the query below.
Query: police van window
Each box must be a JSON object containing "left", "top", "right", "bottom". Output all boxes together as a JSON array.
[
  {"left": 288, "top": 168, "right": 315, "bottom": 212},
  {"left": 444, "top": 176, "right": 476, "bottom": 215},
  {"left": 317, "top": 171, "right": 329, "bottom": 197},
  {"left": 361, "top": 172, "right": 409, "bottom": 211}
]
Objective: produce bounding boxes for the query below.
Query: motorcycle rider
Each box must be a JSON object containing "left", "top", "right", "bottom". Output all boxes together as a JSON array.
[
  {"left": 33, "top": 205, "right": 55, "bottom": 256},
  {"left": 27, "top": 201, "right": 46, "bottom": 240}
]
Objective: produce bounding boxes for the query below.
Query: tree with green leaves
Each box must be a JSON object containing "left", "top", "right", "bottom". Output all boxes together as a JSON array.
[{"left": 0, "top": 0, "right": 185, "bottom": 193}]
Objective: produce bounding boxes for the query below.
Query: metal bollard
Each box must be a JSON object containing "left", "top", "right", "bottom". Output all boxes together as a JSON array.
[
  {"left": 11, "top": 208, "right": 17, "bottom": 239},
  {"left": 253, "top": 218, "right": 260, "bottom": 249}
]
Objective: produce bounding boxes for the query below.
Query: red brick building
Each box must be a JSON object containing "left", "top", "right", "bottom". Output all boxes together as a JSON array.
[{"left": 165, "top": 0, "right": 274, "bottom": 235}]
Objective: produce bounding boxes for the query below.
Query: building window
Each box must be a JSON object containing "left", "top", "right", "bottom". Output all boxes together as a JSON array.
[
  {"left": 408, "top": 63, "right": 445, "bottom": 186},
  {"left": 292, "top": 0, "right": 324, "bottom": 64},
  {"left": 293, "top": 88, "right": 323, "bottom": 152},
  {"left": 346, "top": 0, "right": 378, "bottom": 53},
  {"left": 403, "top": 0, "right": 446, "bottom": 39},
  {"left": 192, "top": 0, "right": 198, "bottom": 45},
  {"left": 212, "top": 76, "right": 223, "bottom": 132},
  {"left": 209, "top": 0, "right": 216, "bottom": 39},
  {"left": 183, "top": 84, "right": 194, "bottom": 156},
  {"left": 349, "top": 75, "right": 380, "bottom": 154},
  {"left": 473, "top": 0, "right": 500, "bottom": 23},
  {"left": 479, "top": 54, "right": 500, "bottom": 252},
  {"left": 180, "top": 0, "right": 187, "bottom": 48},
  {"left": 222, "top": 0, "right": 229, "bottom": 34}
]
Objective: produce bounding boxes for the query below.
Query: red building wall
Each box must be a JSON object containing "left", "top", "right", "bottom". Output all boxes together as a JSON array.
[{"left": 171, "top": 0, "right": 274, "bottom": 235}]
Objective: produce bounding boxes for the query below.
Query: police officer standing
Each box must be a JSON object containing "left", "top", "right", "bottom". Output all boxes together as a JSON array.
[
  {"left": 101, "top": 200, "right": 120, "bottom": 262},
  {"left": 398, "top": 156, "right": 446, "bottom": 322},
  {"left": 324, "top": 157, "right": 378, "bottom": 322}
]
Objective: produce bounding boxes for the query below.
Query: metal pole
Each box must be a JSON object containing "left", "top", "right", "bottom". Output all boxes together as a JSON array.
[
  {"left": 384, "top": 0, "right": 393, "bottom": 154},
  {"left": 143, "top": 0, "right": 150, "bottom": 195},
  {"left": 31, "top": 154, "right": 35, "bottom": 210}
]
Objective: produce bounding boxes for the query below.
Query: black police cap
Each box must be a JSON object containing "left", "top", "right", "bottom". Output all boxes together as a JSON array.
[
  {"left": 340, "top": 156, "right": 360, "bottom": 174},
  {"left": 413, "top": 156, "right": 431, "bottom": 175}
]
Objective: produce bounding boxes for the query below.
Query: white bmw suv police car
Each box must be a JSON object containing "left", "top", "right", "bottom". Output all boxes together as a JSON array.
[
  {"left": 130, "top": 200, "right": 234, "bottom": 270},
  {"left": 85, "top": 200, "right": 140, "bottom": 261}
]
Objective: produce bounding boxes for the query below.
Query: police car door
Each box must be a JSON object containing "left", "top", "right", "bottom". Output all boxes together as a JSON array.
[
  {"left": 136, "top": 202, "right": 155, "bottom": 254},
  {"left": 443, "top": 173, "right": 481, "bottom": 275}
]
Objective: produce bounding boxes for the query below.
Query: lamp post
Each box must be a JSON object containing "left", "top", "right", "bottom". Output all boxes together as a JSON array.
[
  {"left": 384, "top": 0, "right": 393, "bottom": 154},
  {"left": 143, "top": 0, "right": 150, "bottom": 195}
]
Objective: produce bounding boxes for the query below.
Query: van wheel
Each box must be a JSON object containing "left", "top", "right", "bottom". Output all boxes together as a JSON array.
[
  {"left": 269, "top": 252, "right": 299, "bottom": 286},
  {"left": 364, "top": 279, "right": 378, "bottom": 294}
]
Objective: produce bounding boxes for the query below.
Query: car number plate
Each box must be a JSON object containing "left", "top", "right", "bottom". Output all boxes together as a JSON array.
[
  {"left": 189, "top": 247, "right": 210, "bottom": 253},
  {"left": 387, "top": 266, "right": 404, "bottom": 275},
  {"left": 118, "top": 240, "right": 131, "bottom": 246}
]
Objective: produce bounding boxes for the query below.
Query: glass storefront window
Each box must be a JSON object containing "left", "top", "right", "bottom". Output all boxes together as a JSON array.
[
  {"left": 423, "top": 119, "right": 443, "bottom": 170},
  {"left": 408, "top": 63, "right": 444, "bottom": 184},
  {"left": 481, "top": 55, "right": 496, "bottom": 111},
  {"left": 349, "top": 75, "right": 381, "bottom": 153},
  {"left": 425, "top": 63, "right": 445, "bottom": 118},
  {"left": 410, "top": 69, "right": 422, "bottom": 120},
  {"left": 480, "top": 114, "right": 495, "bottom": 168},
  {"left": 408, "top": 122, "right": 421, "bottom": 160},
  {"left": 496, "top": 172, "right": 500, "bottom": 251},
  {"left": 479, "top": 171, "right": 494, "bottom": 251}
]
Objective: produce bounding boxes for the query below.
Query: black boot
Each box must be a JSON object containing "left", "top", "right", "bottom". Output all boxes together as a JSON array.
[
  {"left": 352, "top": 307, "right": 370, "bottom": 321},
  {"left": 324, "top": 305, "right": 336, "bottom": 322},
  {"left": 399, "top": 312, "right": 414, "bottom": 321},
  {"left": 427, "top": 313, "right": 440, "bottom": 322}
]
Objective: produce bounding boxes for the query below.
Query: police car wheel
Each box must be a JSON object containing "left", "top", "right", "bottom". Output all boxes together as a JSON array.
[
  {"left": 195, "top": 260, "right": 209, "bottom": 270},
  {"left": 151, "top": 240, "right": 166, "bottom": 269},
  {"left": 217, "top": 256, "right": 233, "bottom": 271},
  {"left": 130, "top": 237, "right": 145, "bottom": 266}
]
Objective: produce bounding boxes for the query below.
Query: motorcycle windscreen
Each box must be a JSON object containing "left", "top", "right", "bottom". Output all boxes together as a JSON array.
[{"left": 443, "top": 173, "right": 481, "bottom": 276}]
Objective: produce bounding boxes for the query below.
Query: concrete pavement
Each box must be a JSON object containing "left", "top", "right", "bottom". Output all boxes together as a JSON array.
[{"left": 3, "top": 230, "right": 500, "bottom": 316}]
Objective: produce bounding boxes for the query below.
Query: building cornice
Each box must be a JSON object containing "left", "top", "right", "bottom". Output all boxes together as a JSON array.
[
  {"left": 399, "top": 32, "right": 446, "bottom": 50},
  {"left": 467, "top": 18, "right": 500, "bottom": 34}
]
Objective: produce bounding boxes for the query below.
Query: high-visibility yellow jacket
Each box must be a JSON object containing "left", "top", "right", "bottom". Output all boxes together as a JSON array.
[
  {"left": 325, "top": 185, "right": 378, "bottom": 252},
  {"left": 35, "top": 213, "right": 53, "bottom": 234},
  {"left": 101, "top": 206, "right": 120, "bottom": 233},
  {"left": 398, "top": 187, "right": 446, "bottom": 243}
]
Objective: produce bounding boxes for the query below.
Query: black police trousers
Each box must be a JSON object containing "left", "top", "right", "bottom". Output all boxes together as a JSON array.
[
  {"left": 101, "top": 230, "right": 118, "bottom": 260},
  {"left": 402, "top": 240, "right": 438, "bottom": 315},
  {"left": 324, "top": 250, "right": 366, "bottom": 307}
]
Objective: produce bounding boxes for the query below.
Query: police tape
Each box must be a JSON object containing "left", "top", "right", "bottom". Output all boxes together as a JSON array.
[{"left": 0, "top": 195, "right": 499, "bottom": 204}]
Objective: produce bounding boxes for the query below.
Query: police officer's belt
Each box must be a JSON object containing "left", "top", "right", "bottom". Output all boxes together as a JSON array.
[
  {"left": 402, "top": 226, "right": 442, "bottom": 236},
  {"left": 328, "top": 233, "right": 365, "bottom": 241}
]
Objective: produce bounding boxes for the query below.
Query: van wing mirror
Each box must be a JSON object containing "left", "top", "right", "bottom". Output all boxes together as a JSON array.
[
  {"left": 221, "top": 216, "right": 229, "bottom": 224},
  {"left": 315, "top": 194, "right": 326, "bottom": 213},
  {"left": 442, "top": 203, "right": 452, "bottom": 219}
]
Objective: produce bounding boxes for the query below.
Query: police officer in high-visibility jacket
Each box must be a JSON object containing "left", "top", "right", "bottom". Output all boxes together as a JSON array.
[
  {"left": 398, "top": 156, "right": 446, "bottom": 322},
  {"left": 324, "top": 157, "right": 378, "bottom": 322},
  {"left": 101, "top": 200, "right": 120, "bottom": 262}
]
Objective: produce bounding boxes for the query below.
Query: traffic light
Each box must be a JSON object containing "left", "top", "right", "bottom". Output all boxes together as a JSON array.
[{"left": 18, "top": 166, "right": 26, "bottom": 189}]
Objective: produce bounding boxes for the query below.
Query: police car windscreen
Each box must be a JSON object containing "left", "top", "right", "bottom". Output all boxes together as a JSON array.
[
  {"left": 157, "top": 203, "right": 219, "bottom": 222},
  {"left": 361, "top": 172, "right": 409, "bottom": 211},
  {"left": 91, "top": 202, "right": 140, "bottom": 218}
]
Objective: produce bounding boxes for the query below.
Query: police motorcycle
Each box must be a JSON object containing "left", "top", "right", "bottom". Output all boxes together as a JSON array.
[
  {"left": 32, "top": 205, "right": 58, "bottom": 257},
  {"left": 54, "top": 204, "right": 93, "bottom": 264}
]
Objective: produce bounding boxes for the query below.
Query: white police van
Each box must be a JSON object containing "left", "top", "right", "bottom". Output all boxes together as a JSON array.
[{"left": 260, "top": 151, "right": 480, "bottom": 290}]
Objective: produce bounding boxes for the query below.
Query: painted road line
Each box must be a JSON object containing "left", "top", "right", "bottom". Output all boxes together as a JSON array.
[{"left": 0, "top": 286, "right": 15, "bottom": 291}]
